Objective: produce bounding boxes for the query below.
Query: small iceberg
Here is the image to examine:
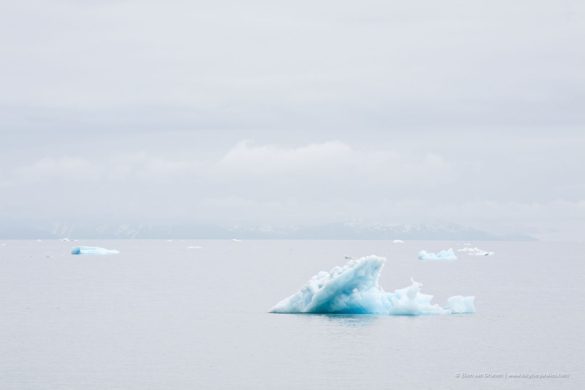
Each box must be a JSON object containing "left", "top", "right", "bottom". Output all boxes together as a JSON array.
[
  {"left": 418, "top": 248, "right": 457, "bottom": 261},
  {"left": 457, "top": 247, "right": 495, "bottom": 256},
  {"left": 392, "top": 239, "right": 405, "bottom": 244},
  {"left": 71, "top": 246, "right": 119, "bottom": 255},
  {"left": 446, "top": 295, "right": 476, "bottom": 313},
  {"left": 270, "top": 255, "right": 474, "bottom": 315},
  {"left": 187, "top": 245, "right": 203, "bottom": 249}
]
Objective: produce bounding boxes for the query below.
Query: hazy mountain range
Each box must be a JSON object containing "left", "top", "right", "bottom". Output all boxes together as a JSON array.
[{"left": 0, "top": 221, "right": 534, "bottom": 240}]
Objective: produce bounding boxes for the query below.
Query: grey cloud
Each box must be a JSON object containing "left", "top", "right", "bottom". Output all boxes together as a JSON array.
[{"left": 0, "top": 0, "right": 583, "bottom": 240}]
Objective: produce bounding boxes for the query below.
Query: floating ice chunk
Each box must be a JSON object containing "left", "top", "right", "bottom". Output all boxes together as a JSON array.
[
  {"left": 187, "top": 245, "right": 203, "bottom": 249},
  {"left": 446, "top": 295, "right": 476, "bottom": 313},
  {"left": 270, "top": 255, "right": 474, "bottom": 316},
  {"left": 232, "top": 239, "right": 242, "bottom": 242},
  {"left": 457, "top": 247, "right": 494, "bottom": 256},
  {"left": 386, "top": 278, "right": 448, "bottom": 315},
  {"left": 71, "top": 246, "right": 119, "bottom": 255},
  {"left": 418, "top": 248, "right": 457, "bottom": 261},
  {"left": 60, "top": 237, "right": 71, "bottom": 242},
  {"left": 392, "top": 239, "right": 405, "bottom": 244}
]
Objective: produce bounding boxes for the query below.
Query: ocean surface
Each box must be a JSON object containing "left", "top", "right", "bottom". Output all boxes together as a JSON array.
[{"left": 1, "top": 240, "right": 583, "bottom": 389}]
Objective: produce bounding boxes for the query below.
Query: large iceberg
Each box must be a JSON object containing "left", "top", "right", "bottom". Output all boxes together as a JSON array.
[
  {"left": 418, "top": 248, "right": 457, "bottom": 261},
  {"left": 71, "top": 246, "right": 119, "bottom": 255},
  {"left": 270, "top": 255, "right": 475, "bottom": 315}
]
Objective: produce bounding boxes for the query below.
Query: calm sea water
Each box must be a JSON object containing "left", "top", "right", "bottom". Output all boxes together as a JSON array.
[{"left": 1, "top": 240, "right": 583, "bottom": 389}]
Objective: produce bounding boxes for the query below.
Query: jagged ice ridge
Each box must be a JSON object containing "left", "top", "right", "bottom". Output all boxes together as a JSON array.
[{"left": 270, "top": 255, "right": 474, "bottom": 315}]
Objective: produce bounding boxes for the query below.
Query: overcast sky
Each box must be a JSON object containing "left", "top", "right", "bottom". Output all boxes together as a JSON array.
[{"left": 0, "top": 0, "right": 584, "bottom": 240}]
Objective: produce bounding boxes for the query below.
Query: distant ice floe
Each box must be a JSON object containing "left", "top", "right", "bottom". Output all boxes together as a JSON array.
[
  {"left": 232, "top": 239, "right": 242, "bottom": 242},
  {"left": 187, "top": 245, "right": 203, "bottom": 249},
  {"left": 270, "top": 255, "right": 475, "bottom": 315},
  {"left": 418, "top": 248, "right": 457, "bottom": 261},
  {"left": 71, "top": 246, "right": 119, "bottom": 255},
  {"left": 392, "top": 239, "right": 405, "bottom": 244},
  {"left": 457, "top": 247, "right": 495, "bottom": 256}
]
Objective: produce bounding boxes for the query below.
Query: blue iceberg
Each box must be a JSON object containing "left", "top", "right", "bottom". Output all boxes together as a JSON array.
[
  {"left": 418, "top": 248, "right": 457, "bottom": 261},
  {"left": 71, "top": 246, "right": 119, "bottom": 255},
  {"left": 270, "top": 255, "right": 475, "bottom": 315}
]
